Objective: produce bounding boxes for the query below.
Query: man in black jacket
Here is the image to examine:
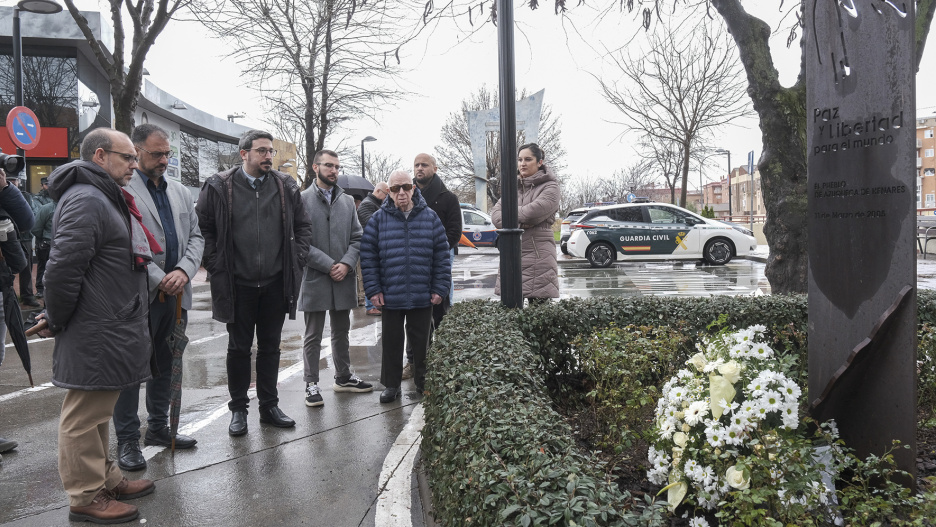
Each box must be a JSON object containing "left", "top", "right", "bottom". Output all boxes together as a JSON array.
[
  {"left": 356, "top": 181, "right": 389, "bottom": 315},
  {"left": 404, "top": 153, "right": 461, "bottom": 378},
  {"left": 196, "top": 130, "right": 313, "bottom": 437}
]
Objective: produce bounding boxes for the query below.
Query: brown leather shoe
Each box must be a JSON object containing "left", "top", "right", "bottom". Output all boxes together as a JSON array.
[
  {"left": 109, "top": 477, "right": 154, "bottom": 500},
  {"left": 68, "top": 488, "right": 139, "bottom": 524}
]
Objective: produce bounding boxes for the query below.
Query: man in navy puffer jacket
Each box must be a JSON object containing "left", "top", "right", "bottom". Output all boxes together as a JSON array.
[{"left": 360, "top": 170, "right": 451, "bottom": 403}]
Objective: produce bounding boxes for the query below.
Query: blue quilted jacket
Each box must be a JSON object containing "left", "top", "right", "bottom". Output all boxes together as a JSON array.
[{"left": 361, "top": 189, "right": 452, "bottom": 310}]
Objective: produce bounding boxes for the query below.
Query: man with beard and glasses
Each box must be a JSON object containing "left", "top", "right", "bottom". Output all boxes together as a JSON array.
[
  {"left": 196, "top": 130, "right": 313, "bottom": 436},
  {"left": 111, "top": 124, "right": 204, "bottom": 472},
  {"left": 298, "top": 149, "right": 373, "bottom": 408}
]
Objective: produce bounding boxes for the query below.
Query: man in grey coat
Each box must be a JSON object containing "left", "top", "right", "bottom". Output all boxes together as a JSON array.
[
  {"left": 112, "top": 124, "right": 205, "bottom": 472},
  {"left": 42, "top": 128, "right": 156, "bottom": 524},
  {"left": 299, "top": 149, "right": 373, "bottom": 407}
]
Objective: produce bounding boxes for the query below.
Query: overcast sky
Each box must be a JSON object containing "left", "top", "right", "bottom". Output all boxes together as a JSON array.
[{"left": 12, "top": 1, "right": 936, "bottom": 190}]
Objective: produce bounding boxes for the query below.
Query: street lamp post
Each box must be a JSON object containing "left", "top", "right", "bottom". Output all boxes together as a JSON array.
[
  {"left": 715, "top": 149, "right": 731, "bottom": 219},
  {"left": 12, "top": 0, "right": 62, "bottom": 188},
  {"left": 360, "top": 136, "right": 376, "bottom": 180}
]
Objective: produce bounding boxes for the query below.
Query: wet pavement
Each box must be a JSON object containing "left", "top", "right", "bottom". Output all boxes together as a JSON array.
[{"left": 0, "top": 248, "right": 770, "bottom": 526}]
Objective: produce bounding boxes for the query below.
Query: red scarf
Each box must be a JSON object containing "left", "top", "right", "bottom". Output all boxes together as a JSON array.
[{"left": 121, "top": 188, "right": 163, "bottom": 268}]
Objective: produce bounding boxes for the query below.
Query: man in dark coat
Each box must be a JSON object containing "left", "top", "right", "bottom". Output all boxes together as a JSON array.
[
  {"left": 195, "top": 130, "right": 313, "bottom": 437},
  {"left": 356, "top": 181, "right": 388, "bottom": 316},
  {"left": 404, "top": 154, "right": 462, "bottom": 378},
  {"left": 298, "top": 149, "right": 372, "bottom": 408},
  {"left": 360, "top": 170, "right": 451, "bottom": 403},
  {"left": 0, "top": 164, "right": 35, "bottom": 465},
  {"left": 42, "top": 128, "right": 156, "bottom": 524},
  {"left": 112, "top": 124, "right": 205, "bottom": 472}
]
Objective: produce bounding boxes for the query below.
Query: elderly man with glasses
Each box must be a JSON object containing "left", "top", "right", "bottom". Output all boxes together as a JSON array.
[
  {"left": 360, "top": 170, "right": 451, "bottom": 403},
  {"left": 196, "top": 130, "right": 313, "bottom": 436},
  {"left": 40, "top": 127, "right": 157, "bottom": 523}
]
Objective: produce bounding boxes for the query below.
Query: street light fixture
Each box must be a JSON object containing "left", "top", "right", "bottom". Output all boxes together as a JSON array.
[
  {"left": 360, "top": 136, "right": 376, "bottom": 179},
  {"left": 12, "top": 0, "right": 62, "bottom": 187}
]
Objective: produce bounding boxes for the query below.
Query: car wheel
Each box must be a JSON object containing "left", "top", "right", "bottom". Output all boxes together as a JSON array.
[
  {"left": 560, "top": 241, "right": 569, "bottom": 255},
  {"left": 586, "top": 242, "right": 615, "bottom": 268},
  {"left": 703, "top": 238, "right": 734, "bottom": 265}
]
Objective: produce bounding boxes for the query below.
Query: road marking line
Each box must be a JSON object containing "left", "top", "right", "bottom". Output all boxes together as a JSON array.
[
  {"left": 0, "top": 382, "right": 54, "bottom": 402},
  {"left": 143, "top": 347, "right": 327, "bottom": 461},
  {"left": 189, "top": 333, "right": 225, "bottom": 345},
  {"left": 375, "top": 403, "right": 425, "bottom": 527}
]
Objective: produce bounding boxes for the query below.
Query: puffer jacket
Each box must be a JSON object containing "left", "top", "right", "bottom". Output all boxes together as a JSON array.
[
  {"left": 45, "top": 160, "right": 152, "bottom": 390},
  {"left": 195, "top": 167, "right": 313, "bottom": 323},
  {"left": 360, "top": 188, "right": 451, "bottom": 310},
  {"left": 491, "top": 165, "right": 560, "bottom": 299}
]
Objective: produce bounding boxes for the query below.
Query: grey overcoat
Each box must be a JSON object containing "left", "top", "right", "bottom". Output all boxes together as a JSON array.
[
  {"left": 298, "top": 184, "right": 362, "bottom": 312},
  {"left": 125, "top": 171, "right": 204, "bottom": 310}
]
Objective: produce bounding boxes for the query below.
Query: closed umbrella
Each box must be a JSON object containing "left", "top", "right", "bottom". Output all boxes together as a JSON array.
[
  {"left": 3, "top": 286, "right": 33, "bottom": 387},
  {"left": 166, "top": 293, "right": 189, "bottom": 452},
  {"left": 336, "top": 174, "right": 375, "bottom": 197}
]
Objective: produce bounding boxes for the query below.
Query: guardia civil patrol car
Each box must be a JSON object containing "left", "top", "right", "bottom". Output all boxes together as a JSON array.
[{"left": 566, "top": 202, "right": 757, "bottom": 268}]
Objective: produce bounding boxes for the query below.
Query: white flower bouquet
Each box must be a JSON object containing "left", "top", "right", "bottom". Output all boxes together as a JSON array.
[{"left": 647, "top": 325, "right": 836, "bottom": 519}]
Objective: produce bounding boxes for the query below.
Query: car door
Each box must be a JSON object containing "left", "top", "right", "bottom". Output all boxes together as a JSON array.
[
  {"left": 462, "top": 210, "right": 497, "bottom": 246},
  {"left": 645, "top": 205, "right": 701, "bottom": 257},
  {"left": 611, "top": 206, "right": 653, "bottom": 259}
]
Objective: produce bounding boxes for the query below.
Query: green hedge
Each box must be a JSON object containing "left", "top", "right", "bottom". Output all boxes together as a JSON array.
[{"left": 423, "top": 292, "right": 936, "bottom": 526}]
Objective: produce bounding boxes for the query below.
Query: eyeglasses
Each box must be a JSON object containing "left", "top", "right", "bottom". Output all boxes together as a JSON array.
[
  {"left": 389, "top": 184, "right": 414, "bottom": 193},
  {"left": 104, "top": 150, "right": 139, "bottom": 164},
  {"left": 248, "top": 148, "right": 277, "bottom": 157},
  {"left": 316, "top": 162, "right": 341, "bottom": 170},
  {"left": 138, "top": 146, "right": 173, "bottom": 160}
]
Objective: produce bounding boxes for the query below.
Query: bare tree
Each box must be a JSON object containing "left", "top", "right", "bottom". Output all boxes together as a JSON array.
[
  {"left": 62, "top": 0, "right": 188, "bottom": 133},
  {"left": 598, "top": 16, "right": 749, "bottom": 209},
  {"left": 346, "top": 151, "right": 404, "bottom": 184},
  {"left": 191, "top": 0, "right": 453, "bottom": 189},
  {"left": 434, "top": 85, "right": 567, "bottom": 207}
]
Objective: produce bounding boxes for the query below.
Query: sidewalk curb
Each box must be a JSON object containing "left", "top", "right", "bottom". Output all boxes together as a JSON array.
[{"left": 415, "top": 449, "right": 440, "bottom": 527}]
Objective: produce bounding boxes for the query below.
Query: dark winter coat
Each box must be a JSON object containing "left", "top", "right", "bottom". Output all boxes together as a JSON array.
[
  {"left": 195, "top": 167, "right": 313, "bottom": 323},
  {"left": 44, "top": 160, "right": 152, "bottom": 390},
  {"left": 357, "top": 192, "right": 383, "bottom": 231},
  {"left": 418, "top": 174, "right": 462, "bottom": 249},
  {"left": 360, "top": 188, "right": 451, "bottom": 311},
  {"left": 298, "top": 184, "right": 361, "bottom": 312},
  {"left": 491, "top": 166, "right": 560, "bottom": 299}
]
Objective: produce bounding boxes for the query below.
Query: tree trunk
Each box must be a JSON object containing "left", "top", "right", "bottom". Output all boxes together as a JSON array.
[
  {"left": 713, "top": 0, "right": 808, "bottom": 294},
  {"left": 680, "top": 141, "right": 691, "bottom": 207}
]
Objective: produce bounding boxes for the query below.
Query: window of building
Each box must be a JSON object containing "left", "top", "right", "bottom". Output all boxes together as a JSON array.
[
  {"left": 927, "top": 130, "right": 934, "bottom": 139},
  {"left": 180, "top": 132, "right": 199, "bottom": 188},
  {"left": 927, "top": 194, "right": 935, "bottom": 207},
  {"left": 926, "top": 169, "right": 936, "bottom": 177},
  {"left": 927, "top": 149, "right": 935, "bottom": 158}
]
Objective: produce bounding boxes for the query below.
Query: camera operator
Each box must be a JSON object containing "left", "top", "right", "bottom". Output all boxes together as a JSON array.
[{"left": 0, "top": 163, "right": 36, "bottom": 463}]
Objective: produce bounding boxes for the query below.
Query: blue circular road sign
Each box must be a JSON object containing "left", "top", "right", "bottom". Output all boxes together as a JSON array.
[{"left": 6, "top": 106, "right": 42, "bottom": 150}]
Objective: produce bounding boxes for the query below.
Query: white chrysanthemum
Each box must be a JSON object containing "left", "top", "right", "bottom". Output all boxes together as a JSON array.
[
  {"left": 747, "top": 378, "right": 767, "bottom": 398},
  {"left": 733, "top": 328, "right": 755, "bottom": 344},
  {"left": 699, "top": 465, "right": 716, "bottom": 487},
  {"left": 724, "top": 423, "right": 745, "bottom": 446},
  {"left": 728, "top": 343, "right": 750, "bottom": 358},
  {"left": 751, "top": 342, "right": 773, "bottom": 359},
  {"left": 689, "top": 517, "right": 710, "bottom": 527},
  {"left": 704, "top": 423, "right": 725, "bottom": 448},
  {"left": 685, "top": 400, "right": 709, "bottom": 426},
  {"left": 780, "top": 378, "right": 802, "bottom": 401},
  {"left": 684, "top": 458, "right": 699, "bottom": 476},
  {"left": 659, "top": 419, "right": 676, "bottom": 439},
  {"left": 670, "top": 385, "right": 688, "bottom": 401},
  {"left": 761, "top": 390, "right": 783, "bottom": 411},
  {"left": 781, "top": 404, "right": 799, "bottom": 429},
  {"left": 751, "top": 324, "right": 767, "bottom": 334}
]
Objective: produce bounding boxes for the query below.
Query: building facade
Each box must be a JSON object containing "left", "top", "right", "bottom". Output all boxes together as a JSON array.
[
  {"left": 918, "top": 115, "right": 936, "bottom": 214},
  {"left": 1, "top": 7, "right": 295, "bottom": 196}
]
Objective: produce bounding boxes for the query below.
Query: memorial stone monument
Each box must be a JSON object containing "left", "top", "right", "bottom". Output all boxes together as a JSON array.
[
  {"left": 806, "top": 0, "right": 916, "bottom": 483},
  {"left": 466, "top": 89, "right": 544, "bottom": 211}
]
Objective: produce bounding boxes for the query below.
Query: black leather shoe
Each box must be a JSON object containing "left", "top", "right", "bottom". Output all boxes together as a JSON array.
[
  {"left": 117, "top": 442, "right": 146, "bottom": 471},
  {"left": 144, "top": 427, "right": 197, "bottom": 449},
  {"left": 379, "top": 387, "right": 401, "bottom": 404},
  {"left": 258, "top": 406, "right": 295, "bottom": 428},
  {"left": 228, "top": 411, "right": 248, "bottom": 436}
]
